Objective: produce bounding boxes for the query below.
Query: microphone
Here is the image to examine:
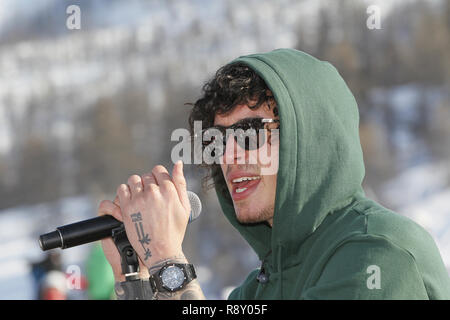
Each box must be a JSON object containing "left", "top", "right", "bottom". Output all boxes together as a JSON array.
[{"left": 39, "top": 191, "right": 202, "bottom": 251}]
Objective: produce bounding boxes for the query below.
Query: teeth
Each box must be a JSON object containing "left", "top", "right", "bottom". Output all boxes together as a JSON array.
[
  {"left": 232, "top": 176, "right": 261, "bottom": 183},
  {"left": 236, "top": 187, "right": 248, "bottom": 193}
]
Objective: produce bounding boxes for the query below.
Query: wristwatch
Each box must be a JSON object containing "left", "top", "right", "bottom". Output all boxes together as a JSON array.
[{"left": 149, "top": 263, "right": 196, "bottom": 293}]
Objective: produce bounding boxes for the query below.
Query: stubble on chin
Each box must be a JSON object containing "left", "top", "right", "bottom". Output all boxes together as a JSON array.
[{"left": 234, "top": 203, "right": 274, "bottom": 226}]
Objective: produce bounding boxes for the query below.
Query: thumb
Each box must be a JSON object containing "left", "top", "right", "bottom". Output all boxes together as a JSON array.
[{"left": 172, "top": 160, "right": 190, "bottom": 214}]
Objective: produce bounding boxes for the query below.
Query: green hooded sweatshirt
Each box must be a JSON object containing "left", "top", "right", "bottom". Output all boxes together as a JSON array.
[{"left": 214, "top": 48, "right": 450, "bottom": 300}]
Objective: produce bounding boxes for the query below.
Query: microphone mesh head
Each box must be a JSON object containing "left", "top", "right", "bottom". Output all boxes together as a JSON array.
[{"left": 187, "top": 191, "right": 202, "bottom": 222}]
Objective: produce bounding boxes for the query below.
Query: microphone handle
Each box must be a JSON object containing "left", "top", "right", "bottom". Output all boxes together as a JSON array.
[
  {"left": 60, "top": 215, "right": 123, "bottom": 249},
  {"left": 39, "top": 215, "right": 122, "bottom": 250}
]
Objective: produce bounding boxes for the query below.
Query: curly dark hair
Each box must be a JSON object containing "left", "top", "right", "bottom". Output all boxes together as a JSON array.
[{"left": 188, "top": 62, "right": 278, "bottom": 198}]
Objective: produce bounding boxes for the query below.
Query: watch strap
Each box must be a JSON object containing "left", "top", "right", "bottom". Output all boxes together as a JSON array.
[{"left": 184, "top": 263, "right": 196, "bottom": 281}]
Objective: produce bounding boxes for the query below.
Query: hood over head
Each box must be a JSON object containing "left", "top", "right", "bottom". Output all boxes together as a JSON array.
[{"left": 214, "top": 48, "right": 366, "bottom": 271}]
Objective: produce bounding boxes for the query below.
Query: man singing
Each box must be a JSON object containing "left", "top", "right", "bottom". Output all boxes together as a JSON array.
[{"left": 98, "top": 48, "right": 450, "bottom": 299}]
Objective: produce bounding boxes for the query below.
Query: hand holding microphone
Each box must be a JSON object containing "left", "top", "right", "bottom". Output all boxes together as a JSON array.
[
  {"left": 39, "top": 161, "right": 201, "bottom": 283},
  {"left": 99, "top": 161, "right": 194, "bottom": 280}
]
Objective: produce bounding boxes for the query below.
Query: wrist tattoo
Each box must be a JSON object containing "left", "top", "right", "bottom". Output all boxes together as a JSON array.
[
  {"left": 114, "top": 280, "right": 154, "bottom": 300},
  {"left": 114, "top": 282, "right": 126, "bottom": 300},
  {"left": 153, "top": 279, "right": 205, "bottom": 300}
]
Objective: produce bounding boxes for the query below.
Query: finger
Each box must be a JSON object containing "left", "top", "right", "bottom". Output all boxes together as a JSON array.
[
  {"left": 141, "top": 172, "right": 158, "bottom": 193},
  {"left": 172, "top": 160, "right": 190, "bottom": 212},
  {"left": 127, "top": 174, "right": 144, "bottom": 198},
  {"left": 117, "top": 183, "right": 131, "bottom": 206},
  {"left": 111, "top": 196, "right": 123, "bottom": 221},
  {"left": 152, "top": 165, "right": 176, "bottom": 194},
  {"left": 113, "top": 195, "right": 120, "bottom": 206},
  {"left": 98, "top": 200, "right": 123, "bottom": 222}
]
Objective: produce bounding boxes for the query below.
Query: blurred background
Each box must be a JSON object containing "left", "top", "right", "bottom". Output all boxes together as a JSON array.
[{"left": 0, "top": 0, "right": 449, "bottom": 299}]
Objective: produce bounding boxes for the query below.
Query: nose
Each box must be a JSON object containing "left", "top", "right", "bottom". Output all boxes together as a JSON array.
[{"left": 222, "top": 134, "right": 246, "bottom": 165}]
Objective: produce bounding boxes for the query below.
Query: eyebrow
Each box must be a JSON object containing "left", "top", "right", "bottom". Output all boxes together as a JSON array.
[{"left": 213, "top": 117, "right": 264, "bottom": 130}]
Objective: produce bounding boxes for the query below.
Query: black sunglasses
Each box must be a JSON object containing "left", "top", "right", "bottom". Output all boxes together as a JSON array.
[{"left": 199, "top": 117, "right": 279, "bottom": 158}]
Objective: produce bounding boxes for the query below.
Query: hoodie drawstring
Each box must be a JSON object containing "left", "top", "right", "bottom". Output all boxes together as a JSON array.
[
  {"left": 256, "top": 244, "right": 283, "bottom": 298},
  {"left": 256, "top": 249, "right": 272, "bottom": 284}
]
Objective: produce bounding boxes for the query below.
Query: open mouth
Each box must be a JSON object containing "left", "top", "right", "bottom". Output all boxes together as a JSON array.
[{"left": 229, "top": 175, "right": 261, "bottom": 201}]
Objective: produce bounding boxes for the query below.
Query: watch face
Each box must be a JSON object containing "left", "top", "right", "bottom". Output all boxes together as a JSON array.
[{"left": 161, "top": 265, "right": 185, "bottom": 291}]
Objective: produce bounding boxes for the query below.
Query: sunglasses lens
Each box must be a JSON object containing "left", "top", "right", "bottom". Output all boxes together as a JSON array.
[
  {"left": 234, "top": 128, "right": 264, "bottom": 150},
  {"left": 201, "top": 118, "right": 273, "bottom": 160},
  {"left": 202, "top": 128, "right": 225, "bottom": 160}
]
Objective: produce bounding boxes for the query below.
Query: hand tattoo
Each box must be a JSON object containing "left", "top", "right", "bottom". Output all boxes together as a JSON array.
[{"left": 131, "top": 212, "right": 152, "bottom": 261}]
